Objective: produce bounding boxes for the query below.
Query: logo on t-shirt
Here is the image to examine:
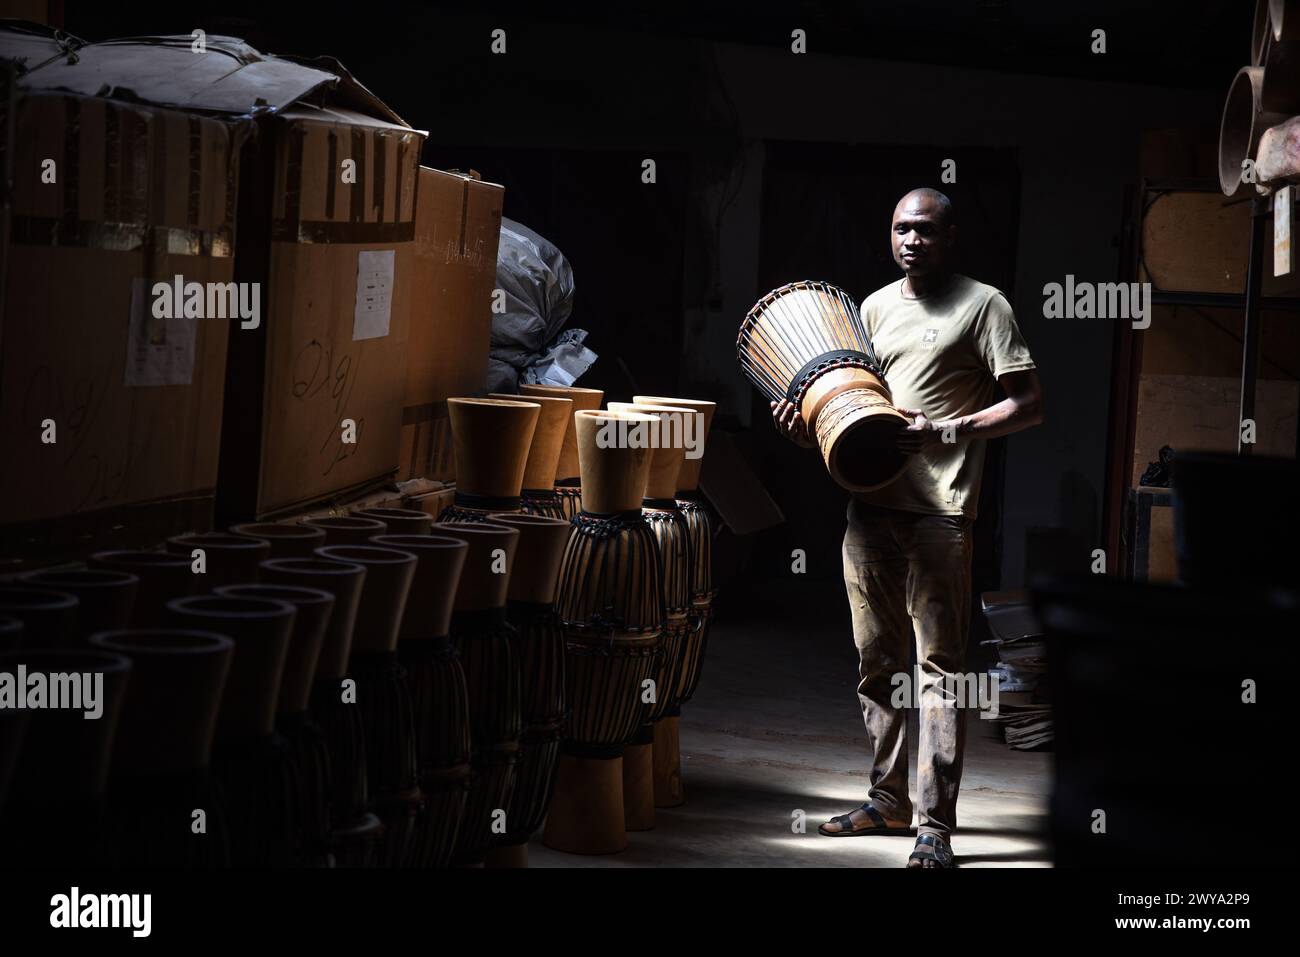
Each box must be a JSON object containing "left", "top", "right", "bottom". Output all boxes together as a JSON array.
[{"left": 921, "top": 328, "right": 939, "bottom": 347}]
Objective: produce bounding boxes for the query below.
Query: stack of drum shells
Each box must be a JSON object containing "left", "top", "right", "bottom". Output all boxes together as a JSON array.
[{"left": 0, "top": 386, "right": 716, "bottom": 865}]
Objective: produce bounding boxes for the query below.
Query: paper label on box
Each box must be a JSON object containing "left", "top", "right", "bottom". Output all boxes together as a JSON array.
[
  {"left": 1275, "top": 186, "right": 1294, "bottom": 278},
  {"left": 124, "top": 278, "right": 198, "bottom": 387},
  {"left": 353, "top": 249, "right": 395, "bottom": 340}
]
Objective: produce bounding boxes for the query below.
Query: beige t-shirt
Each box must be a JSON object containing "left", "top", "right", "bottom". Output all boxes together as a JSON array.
[{"left": 855, "top": 274, "right": 1036, "bottom": 519}]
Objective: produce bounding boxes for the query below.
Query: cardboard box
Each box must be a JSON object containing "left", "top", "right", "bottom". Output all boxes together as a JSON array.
[
  {"left": 399, "top": 167, "right": 503, "bottom": 480},
  {"left": 216, "top": 102, "right": 426, "bottom": 518},
  {"left": 0, "top": 87, "right": 247, "bottom": 561},
  {"left": 2, "top": 29, "right": 428, "bottom": 522}
]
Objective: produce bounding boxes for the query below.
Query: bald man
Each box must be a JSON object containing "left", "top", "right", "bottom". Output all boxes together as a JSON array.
[{"left": 772, "top": 189, "right": 1044, "bottom": 868}]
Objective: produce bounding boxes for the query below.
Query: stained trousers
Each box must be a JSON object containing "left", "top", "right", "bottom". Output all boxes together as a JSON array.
[{"left": 842, "top": 498, "right": 974, "bottom": 839}]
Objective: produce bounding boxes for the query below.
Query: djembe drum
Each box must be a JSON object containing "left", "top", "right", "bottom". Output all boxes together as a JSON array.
[
  {"left": 439, "top": 398, "right": 540, "bottom": 523},
  {"left": 316, "top": 543, "right": 421, "bottom": 867},
  {"left": 19, "top": 568, "right": 139, "bottom": 639},
  {"left": 301, "top": 515, "right": 389, "bottom": 545},
  {"left": 0, "top": 585, "right": 81, "bottom": 646},
  {"left": 632, "top": 394, "right": 717, "bottom": 807},
  {"left": 519, "top": 384, "right": 604, "bottom": 520},
  {"left": 90, "top": 550, "right": 196, "bottom": 626},
  {"left": 736, "top": 280, "right": 910, "bottom": 492},
  {"left": 353, "top": 507, "right": 434, "bottom": 536},
  {"left": 427, "top": 522, "right": 523, "bottom": 865},
  {"left": 165, "top": 533, "right": 271, "bottom": 591},
  {"left": 260, "top": 555, "right": 382, "bottom": 867},
  {"left": 607, "top": 401, "right": 696, "bottom": 830},
  {"left": 165, "top": 594, "right": 298, "bottom": 867},
  {"left": 0, "top": 648, "right": 131, "bottom": 867},
  {"left": 369, "top": 532, "right": 470, "bottom": 868},
  {"left": 89, "top": 628, "right": 234, "bottom": 867},
  {"left": 231, "top": 522, "right": 327, "bottom": 558},
  {"left": 482, "top": 512, "right": 571, "bottom": 867},
  {"left": 543, "top": 410, "right": 664, "bottom": 855},
  {"left": 488, "top": 392, "right": 573, "bottom": 519},
  {"left": 215, "top": 582, "right": 336, "bottom": 867}
]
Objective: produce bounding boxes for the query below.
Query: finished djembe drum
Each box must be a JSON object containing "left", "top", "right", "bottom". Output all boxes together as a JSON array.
[
  {"left": 89, "top": 629, "right": 233, "bottom": 867},
  {"left": 736, "top": 280, "right": 910, "bottom": 492},
  {"left": 0, "top": 648, "right": 131, "bottom": 867},
  {"left": 482, "top": 511, "right": 572, "bottom": 867},
  {"left": 607, "top": 401, "right": 695, "bottom": 831},
  {"left": 439, "top": 397, "right": 540, "bottom": 523},
  {"left": 369, "top": 532, "right": 470, "bottom": 868},
  {"left": 316, "top": 543, "right": 421, "bottom": 867},
  {"left": 488, "top": 392, "right": 573, "bottom": 519},
  {"left": 165, "top": 594, "right": 298, "bottom": 867},
  {"left": 427, "top": 522, "right": 523, "bottom": 866},
  {"left": 632, "top": 394, "right": 716, "bottom": 808},
  {"left": 519, "top": 384, "right": 605, "bottom": 520},
  {"left": 214, "top": 582, "right": 336, "bottom": 867},
  {"left": 543, "top": 410, "right": 664, "bottom": 855},
  {"left": 19, "top": 568, "right": 139, "bottom": 639},
  {"left": 260, "top": 554, "right": 382, "bottom": 867}
]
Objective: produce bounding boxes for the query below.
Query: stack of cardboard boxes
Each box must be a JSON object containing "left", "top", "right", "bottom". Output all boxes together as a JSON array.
[{"left": 0, "top": 27, "right": 500, "bottom": 566}]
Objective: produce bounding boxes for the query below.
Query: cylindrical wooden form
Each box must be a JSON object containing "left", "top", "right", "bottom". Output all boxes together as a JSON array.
[
  {"left": 0, "top": 586, "right": 80, "bottom": 647},
  {"left": 573, "top": 410, "right": 658, "bottom": 514},
  {"left": 91, "top": 550, "right": 196, "bottom": 626},
  {"left": 256, "top": 556, "right": 376, "bottom": 863},
  {"left": 737, "top": 281, "right": 910, "bottom": 492},
  {"left": 231, "top": 522, "right": 327, "bottom": 558},
  {"left": 317, "top": 543, "right": 421, "bottom": 865},
  {"left": 630, "top": 396, "right": 717, "bottom": 494},
  {"left": 315, "top": 545, "right": 417, "bottom": 656},
  {"left": 214, "top": 584, "right": 335, "bottom": 717},
  {"left": 260, "top": 557, "right": 367, "bottom": 683},
  {"left": 429, "top": 522, "right": 523, "bottom": 864},
  {"left": 353, "top": 507, "right": 434, "bottom": 536},
  {"left": 442, "top": 397, "right": 540, "bottom": 522},
  {"left": 88, "top": 628, "right": 234, "bottom": 867},
  {"left": 165, "top": 595, "right": 296, "bottom": 740},
  {"left": 488, "top": 392, "right": 573, "bottom": 507},
  {"left": 301, "top": 515, "right": 389, "bottom": 545},
  {"left": 166, "top": 533, "right": 271, "bottom": 591},
  {"left": 370, "top": 533, "right": 471, "bottom": 868},
  {"left": 19, "top": 569, "right": 139, "bottom": 640},
  {"left": 0, "top": 649, "right": 132, "bottom": 867},
  {"left": 519, "top": 383, "right": 604, "bottom": 482},
  {"left": 487, "top": 512, "right": 571, "bottom": 861},
  {"left": 214, "top": 582, "right": 335, "bottom": 868}
]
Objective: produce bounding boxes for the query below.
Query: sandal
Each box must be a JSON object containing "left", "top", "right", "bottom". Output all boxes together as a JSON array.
[
  {"left": 907, "top": 833, "right": 956, "bottom": 868},
  {"left": 817, "top": 803, "right": 913, "bottom": 837}
]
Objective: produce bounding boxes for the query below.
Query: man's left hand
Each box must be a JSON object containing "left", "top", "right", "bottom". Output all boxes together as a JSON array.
[{"left": 894, "top": 407, "right": 945, "bottom": 453}]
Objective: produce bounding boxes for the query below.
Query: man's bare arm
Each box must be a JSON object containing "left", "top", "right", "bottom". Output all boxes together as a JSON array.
[{"left": 895, "top": 369, "right": 1044, "bottom": 452}]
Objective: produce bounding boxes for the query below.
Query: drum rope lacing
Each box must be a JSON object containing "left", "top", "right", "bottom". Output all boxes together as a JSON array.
[{"left": 736, "top": 279, "right": 885, "bottom": 407}]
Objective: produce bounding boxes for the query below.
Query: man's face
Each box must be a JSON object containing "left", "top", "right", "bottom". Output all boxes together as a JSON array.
[{"left": 890, "top": 195, "right": 955, "bottom": 277}]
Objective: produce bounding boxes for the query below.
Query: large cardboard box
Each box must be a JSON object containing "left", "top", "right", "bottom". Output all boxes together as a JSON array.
[
  {"left": 0, "top": 85, "right": 247, "bottom": 561},
  {"left": 2, "top": 30, "right": 428, "bottom": 522},
  {"left": 399, "top": 167, "right": 503, "bottom": 481},
  {"left": 218, "top": 102, "right": 425, "bottom": 518}
]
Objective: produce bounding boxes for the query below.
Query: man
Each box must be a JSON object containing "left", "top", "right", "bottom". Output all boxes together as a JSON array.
[{"left": 771, "top": 188, "right": 1043, "bottom": 868}]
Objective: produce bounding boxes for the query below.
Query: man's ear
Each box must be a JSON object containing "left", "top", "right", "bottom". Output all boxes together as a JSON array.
[{"left": 947, "top": 224, "right": 958, "bottom": 245}]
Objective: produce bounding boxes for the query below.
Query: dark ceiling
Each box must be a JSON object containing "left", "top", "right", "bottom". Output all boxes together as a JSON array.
[{"left": 54, "top": 0, "right": 1250, "bottom": 93}]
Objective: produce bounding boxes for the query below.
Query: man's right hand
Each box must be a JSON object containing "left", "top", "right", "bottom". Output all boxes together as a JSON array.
[{"left": 771, "top": 400, "right": 815, "bottom": 449}]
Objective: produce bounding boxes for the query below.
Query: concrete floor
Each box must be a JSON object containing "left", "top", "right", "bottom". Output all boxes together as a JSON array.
[{"left": 529, "top": 579, "right": 1052, "bottom": 868}]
